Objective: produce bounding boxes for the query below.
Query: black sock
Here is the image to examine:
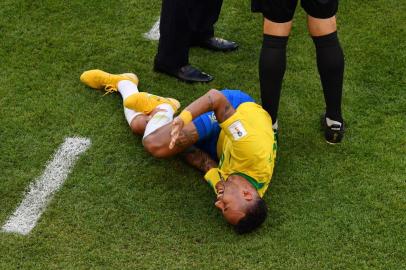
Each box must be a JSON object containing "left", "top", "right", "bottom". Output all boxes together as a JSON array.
[
  {"left": 259, "top": 34, "right": 289, "bottom": 124},
  {"left": 312, "top": 31, "right": 344, "bottom": 122}
]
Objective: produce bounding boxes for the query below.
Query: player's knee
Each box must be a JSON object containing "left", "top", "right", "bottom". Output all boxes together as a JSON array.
[
  {"left": 130, "top": 115, "right": 148, "bottom": 135},
  {"left": 307, "top": 15, "right": 337, "bottom": 36},
  {"left": 143, "top": 135, "right": 160, "bottom": 156},
  {"left": 143, "top": 135, "right": 168, "bottom": 158},
  {"left": 130, "top": 123, "right": 143, "bottom": 135},
  {"left": 263, "top": 18, "right": 292, "bottom": 36}
]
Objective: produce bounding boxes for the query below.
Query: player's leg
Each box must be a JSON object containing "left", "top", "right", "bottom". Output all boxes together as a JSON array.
[
  {"left": 79, "top": 69, "right": 194, "bottom": 155},
  {"left": 253, "top": 0, "right": 297, "bottom": 129},
  {"left": 121, "top": 87, "right": 186, "bottom": 159},
  {"left": 118, "top": 80, "right": 181, "bottom": 137},
  {"left": 308, "top": 15, "right": 344, "bottom": 123},
  {"left": 189, "top": 0, "right": 222, "bottom": 44},
  {"left": 80, "top": 69, "right": 148, "bottom": 135},
  {"left": 303, "top": 0, "right": 345, "bottom": 143},
  {"left": 79, "top": 70, "right": 179, "bottom": 136},
  {"left": 155, "top": 0, "right": 190, "bottom": 74},
  {"left": 189, "top": 0, "right": 238, "bottom": 52},
  {"left": 128, "top": 113, "right": 149, "bottom": 135},
  {"left": 307, "top": 15, "right": 336, "bottom": 36},
  {"left": 117, "top": 79, "right": 148, "bottom": 135},
  {"left": 154, "top": 0, "right": 213, "bottom": 83}
]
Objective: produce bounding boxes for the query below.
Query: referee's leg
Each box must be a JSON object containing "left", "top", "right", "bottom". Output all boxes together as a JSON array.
[
  {"left": 259, "top": 19, "right": 292, "bottom": 125},
  {"left": 155, "top": 0, "right": 191, "bottom": 73},
  {"left": 307, "top": 15, "right": 345, "bottom": 123},
  {"left": 190, "top": 0, "right": 223, "bottom": 43}
]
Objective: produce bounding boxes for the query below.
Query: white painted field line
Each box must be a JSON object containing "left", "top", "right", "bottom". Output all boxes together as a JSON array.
[
  {"left": 2, "top": 137, "right": 91, "bottom": 235},
  {"left": 144, "top": 18, "right": 160, "bottom": 40}
]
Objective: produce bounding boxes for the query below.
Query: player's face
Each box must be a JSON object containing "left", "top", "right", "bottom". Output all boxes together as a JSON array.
[{"left": 214, "top": 180, "right": 247, "bottom": 225}]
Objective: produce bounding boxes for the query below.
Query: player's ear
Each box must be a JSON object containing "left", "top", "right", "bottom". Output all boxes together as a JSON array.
[{"left": 242, "top": 190, "right": 253, "bottom": 201}]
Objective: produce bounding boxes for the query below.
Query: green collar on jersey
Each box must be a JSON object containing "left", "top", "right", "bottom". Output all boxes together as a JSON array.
[{"left": 232, "top": 172, "right": 264, "bottom": 190}]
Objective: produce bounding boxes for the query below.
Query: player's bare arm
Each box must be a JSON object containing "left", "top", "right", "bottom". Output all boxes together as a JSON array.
[
  {"left": 174, "top": 129, "right": 199, "bottom": 149},
  {"left": 143, "top": 121, "right": 199, "bottom": 158},
  {"left": 183, "top": 89, "right": 235, "bottom": 123},
  {"left": 181, "top": 146, "right": 218, "bottom": 173},
  {"left": 170, "top": 89, "right": 235, "bottom": 149}
]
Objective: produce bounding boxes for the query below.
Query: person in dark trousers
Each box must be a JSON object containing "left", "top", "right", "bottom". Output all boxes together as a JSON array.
[
  {"left": 252, "top": 0, "right": 345, "bottom": 144},
  {"left": 154, "top": 0, "right": 238, "bottom": 83}
]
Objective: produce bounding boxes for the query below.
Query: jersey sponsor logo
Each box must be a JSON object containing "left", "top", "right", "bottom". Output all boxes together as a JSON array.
[
  {"left": 228, "top": 120, "right": 247, "bottom": 140},
  {"left": 209, "top": 112, "right": 217, "bottom": 123}
]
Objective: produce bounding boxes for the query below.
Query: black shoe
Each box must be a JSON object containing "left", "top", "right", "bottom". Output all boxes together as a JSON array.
[
  {"left": 154, "top": 64, "right": 214, "bottom": 83},
  {"left": 198, "top": 37, "right": 239, "bottom": 52},
  {"left": 321, "top": 114, "right": 345, "bottom": 144}
]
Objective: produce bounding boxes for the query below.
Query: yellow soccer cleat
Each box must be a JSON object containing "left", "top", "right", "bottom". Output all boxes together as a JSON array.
[
  {"left": 123, "top": 92, "right": 181, "bottom": 114},
  {"left": 80, "top": 69, "right": 139, "bottom": 94}
]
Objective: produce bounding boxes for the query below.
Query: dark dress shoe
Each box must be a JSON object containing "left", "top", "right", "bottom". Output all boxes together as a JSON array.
[
  {"left": 199, "top": 37, "right": 239, "bottom": 52},
  {"left": 176, "top": 65, "right": 214, "bottom": 83},
  {"left": 155, "top": 64, "right": 214, "bottom": 83}
]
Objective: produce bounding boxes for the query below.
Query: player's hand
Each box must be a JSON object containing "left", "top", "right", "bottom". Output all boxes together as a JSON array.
[{"left": 169, "top": 117, "right": 184, "bottom": 149}]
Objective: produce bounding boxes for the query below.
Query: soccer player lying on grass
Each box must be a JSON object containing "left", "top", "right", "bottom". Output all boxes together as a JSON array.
[{"left": 80, "top": 69, "right": 277, "bottom": 234}]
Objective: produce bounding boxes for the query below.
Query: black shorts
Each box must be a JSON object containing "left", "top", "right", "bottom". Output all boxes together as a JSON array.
[{"left": 252, "top": 0, "right": 339, "bottom": 23}]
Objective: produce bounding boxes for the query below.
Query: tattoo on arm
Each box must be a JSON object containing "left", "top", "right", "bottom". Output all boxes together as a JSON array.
[
  {"left": 222, "top": 103, "right": 233, "bottom": 120},
  {"left": 174, "top": 129, "right": 198, "bottom": 149},
  {"left": 181, "top": 146, "right": 218, "bottom": 173},
  {"left": 215, "top": 100, "right": 235, "bottom": 123},
  {"left": 207, "top": 94, "right": 214, "bottom": 111}
]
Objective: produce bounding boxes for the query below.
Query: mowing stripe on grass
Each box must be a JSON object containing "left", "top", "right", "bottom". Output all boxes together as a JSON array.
[
  {"left": 1, "top": 137, "right": 91, "bottom": 235},
  {"left": 144, "top": 19, "right": 160, "bottom": 40}
]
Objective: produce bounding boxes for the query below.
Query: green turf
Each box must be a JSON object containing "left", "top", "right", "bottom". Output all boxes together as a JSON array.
[{"left": 0, "top": 0, "right": 405, "bottom": 269}]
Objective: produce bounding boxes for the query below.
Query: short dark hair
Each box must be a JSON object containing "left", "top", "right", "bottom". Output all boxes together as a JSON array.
[{"left": 233, "top": 198, "right": 268, "bottom": 234}]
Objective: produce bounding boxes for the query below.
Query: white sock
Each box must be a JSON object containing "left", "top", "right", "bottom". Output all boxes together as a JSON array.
[
  {"left": 326, "top": 117, "right": 342, "bottom": 127},
  {"left": 142, "top": 103, "right": 174, "bottom": 140},
  {"left": 272, "top": 120, "right": 278, "bottom": 131},
  {"left": 124, "top": 108, "right": 142, "bottom": 126},
  {"left": 118, "top": 80, "right": 142, "bottom": 125},
  {"left": 118, "top": 80, "right": 139, "bottom": 100}
]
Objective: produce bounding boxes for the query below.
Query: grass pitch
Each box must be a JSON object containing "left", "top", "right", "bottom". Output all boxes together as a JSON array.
[{"left": 0, "top": 0, "right": 405, "bottom": 269}]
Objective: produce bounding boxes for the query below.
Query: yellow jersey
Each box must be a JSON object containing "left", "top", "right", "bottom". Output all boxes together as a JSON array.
[{"left": 204, "top": 102, "right": 277, "bottom": 197}]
